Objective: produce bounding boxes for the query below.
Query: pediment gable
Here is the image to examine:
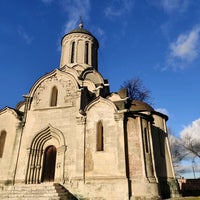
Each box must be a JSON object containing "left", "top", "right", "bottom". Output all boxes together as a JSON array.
[
  {"left": 85, "top": 96, "right": 117, "bottom": 113},
  {"left": 79, "top": 67, "right": 104, "bottom": 85},
  {"left": 29, "top": 69, "right": 80, "bottom": 110},
  {"left": 0, "top": 107, "right": 22, "bottom": 119},
  {"left": 107, "top": 93, "right": 127, "bottom": 102}
]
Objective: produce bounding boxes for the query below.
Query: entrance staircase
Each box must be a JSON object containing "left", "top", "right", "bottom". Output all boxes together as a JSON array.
[{"left": 0, "top": 183, "right": 77, "bottom": 200}]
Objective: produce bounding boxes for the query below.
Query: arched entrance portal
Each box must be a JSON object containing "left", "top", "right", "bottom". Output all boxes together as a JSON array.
[
  {"left": 42, "top": 145, "right": 57, "bottom": 182},
  {"left": 26, "top": 125, "right": 66, "bottom": 184}
]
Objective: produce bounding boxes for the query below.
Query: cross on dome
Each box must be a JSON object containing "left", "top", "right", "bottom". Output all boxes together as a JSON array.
[{"left": 79, "top": 16, "right": 83, "bottom": 29}]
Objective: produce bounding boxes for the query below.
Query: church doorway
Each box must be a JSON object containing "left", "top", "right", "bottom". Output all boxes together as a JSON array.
[{"left": 42, "top": 145, "right": 57, "bottom": 182}]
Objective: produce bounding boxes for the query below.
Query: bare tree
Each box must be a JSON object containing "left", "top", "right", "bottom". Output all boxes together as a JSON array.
[
  {"left": 178, "top": 119, "right": 200, "bottom": 161},
  {"left": 168, "top": 126, "right": 200, "bottom": 178},
  {"left": 168, "top": 131, "right": 185, "bottom": 176},
  {"left": 120, "top": 77, "right": 152, "bottom": 104},
  {"left": 180, "top": 130, "right": 200, "bottom": 159}
]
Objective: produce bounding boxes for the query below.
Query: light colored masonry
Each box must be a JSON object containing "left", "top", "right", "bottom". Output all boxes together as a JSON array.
[{"left": 0, "top": 23, "right": 180, "bottom": 200}]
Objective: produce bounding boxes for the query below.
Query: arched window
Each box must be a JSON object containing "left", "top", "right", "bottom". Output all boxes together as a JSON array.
[
  {"left": 84, "top": 42, "right": 89, "bottom": 64},
  {"left": 97, "top": 121, "right": 104, "bottom": 151},
  {"left": 50, "top": 86, "right": 58, "bottom": 107},
  {"left": 71, "top": 41, "right": 75, "bottom": 63},
  {"left": 0, "top": 130, "right": 6, "bottom": 158}
]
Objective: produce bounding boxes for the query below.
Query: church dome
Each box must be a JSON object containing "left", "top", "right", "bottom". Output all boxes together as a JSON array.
[
  {"left": 68, "top": 25, "right": 92, "bottom": 36},
  {"left": 129, "top": 100, "right": 154, "bottom": 112},
  {"left": 69, "top": 28, "right": 92, "bottom": 35},
  {"left": 61, "top": 23, "right": 99, "bottom": 47}
]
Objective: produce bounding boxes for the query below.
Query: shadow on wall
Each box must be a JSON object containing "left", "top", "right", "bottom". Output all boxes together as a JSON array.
[{"left": 151, "top": 126, "right": 174, "bottom": 199}]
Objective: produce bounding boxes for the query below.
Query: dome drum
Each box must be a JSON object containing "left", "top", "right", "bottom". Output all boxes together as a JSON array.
[{"left": 60, "top": 27, "right": 99, "bottom": 70}]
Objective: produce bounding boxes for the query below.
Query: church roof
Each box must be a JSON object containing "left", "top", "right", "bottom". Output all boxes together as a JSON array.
[
  {"left": 62, "top": 22, "right": 99, "bottom": 47},
  {"left": 69, "top": 25, "right": 92, "bottom": 35},
  {"left": 130, "top": 100, "right": 168, "bottom": 120},
  {"left": 129, "top": 100, "right": 154, "bottom": 112}
]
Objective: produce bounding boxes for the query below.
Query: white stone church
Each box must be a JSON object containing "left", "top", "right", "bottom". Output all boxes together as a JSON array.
[{"left": 0, "top": 23, "right": 180, "bottom": 200}]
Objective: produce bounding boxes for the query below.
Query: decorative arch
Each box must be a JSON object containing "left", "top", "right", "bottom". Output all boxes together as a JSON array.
[
  {"left": 29, "top": 69, "right": 79, "bottom": 99},
  {"left": 85, "top": 96, "right": 117, "bottom": 113},
  {"left": 0, "top": 107, "right": 22, "bottom": 119},
  {"left": 72, "top": 64, "right": 85, "bottom": 72},
  {"left": 79, "top": 67, "right": 105, "bottom": 85},
  {"left": 25, "top": 124, "right": 66, "bottom": 184},
  {"left": 29, "top": 69, "right": 80, "bottom": 110}
]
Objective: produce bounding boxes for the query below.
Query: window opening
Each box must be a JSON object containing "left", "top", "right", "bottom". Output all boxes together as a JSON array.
[
  {"left": 97, "top": 121, "right": 104, "bottom": 151},
  {"left": 85, "top": 42, "right": 89, "bottom": 64},
  {"left": 50, "top": 86, "right": 58, "bottom": 107},
  {"left": 0, "top": 130, "right": 6, "bottom": 158},
  {"left": 92, "top": 44, "right": 97, "bottom": 66},
  {"left": 144, "top": 128, "right": 149, "bottom": 153},
  {"left": 71, "top": 41, "right": 75, "bottom": 63}
]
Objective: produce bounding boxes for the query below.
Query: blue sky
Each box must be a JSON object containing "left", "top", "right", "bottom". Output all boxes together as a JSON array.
[{"left": 0, "top": 0, "right": 200, "bottom": 177}]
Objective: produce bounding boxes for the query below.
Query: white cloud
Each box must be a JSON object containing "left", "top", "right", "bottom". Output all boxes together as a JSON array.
[
  {"left": 180, "top": 118, "right": 200, "bottom": 141},
  {"left": 104, "top": 0, "right": 134, "bottom": 19},
  {"left": 170, "top": 27, "right": 200, "bottom": 62},
  {"left": 45, "top": 0, "right": 91, "bottom": 51},
  {"left": 179, "top": 119, "right": 200, "bottom": 178},
  {"left": 96, "top": 27, "right": 104, "bottom": 37},
  {"left": 17, "top": 26, "right": 33, "bottom": 45},
  {"left": 155, "top": 108, "right": 169, "bottom": 116},
  {"left": 42, "top": 0, "right": 91, "bottom": 33},
  {"left": 60, "top": 0, "right": 91, "bottom": 33},
  {"left": 95, "top": 27, "right": 106, "bottom": 46},
  {"left": 164, "top": 26, "right": 200, "bottom": 70},
  {"left": 161, "top": 0, "right": 189, "bottom": 13},
  {"left": 147, "top": 0, "right": 189, "bottom": 14}
]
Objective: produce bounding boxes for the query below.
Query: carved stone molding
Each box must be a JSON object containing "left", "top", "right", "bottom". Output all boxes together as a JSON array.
[
  {"left": 33, "top": 74, "right": 77, "bottom": 109},
  {"left": 114, "top": 113, "right": 124, "bottom": 121},
  {"left": 76, "top": 115, "right": 86, "bottom": 125}
]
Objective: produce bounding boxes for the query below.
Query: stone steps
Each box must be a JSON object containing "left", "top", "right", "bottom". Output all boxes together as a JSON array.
[{"left": 0, "top": 183, "right": 76, "bottom": 200}]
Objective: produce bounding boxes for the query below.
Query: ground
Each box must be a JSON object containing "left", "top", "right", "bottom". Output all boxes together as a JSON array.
[{"left": 168, "top": 197, "right": 200, "bottom": 200}]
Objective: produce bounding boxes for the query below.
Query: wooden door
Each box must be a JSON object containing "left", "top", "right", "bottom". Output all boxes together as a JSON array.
[{"left": 42, "top": 145, "right": 56, "bottom": 182}]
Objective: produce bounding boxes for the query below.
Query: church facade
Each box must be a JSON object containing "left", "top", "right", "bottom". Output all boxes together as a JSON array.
[{"left": 0, "top": 23, "right": 180, "bottom": 200}]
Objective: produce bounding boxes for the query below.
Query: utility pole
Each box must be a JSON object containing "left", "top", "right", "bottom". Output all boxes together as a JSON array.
[{"left": 192, "top": 159, "right": 196, "bottom": 179}]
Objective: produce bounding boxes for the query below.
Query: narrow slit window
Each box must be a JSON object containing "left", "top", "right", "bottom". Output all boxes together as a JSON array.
[
  {"left": 50, "top": 86, "right": 58, "bottom": 107},
  {"left": 71, "top": 41, "right": 75, "bottom": 63},
  {"left": 97, "top": 121, "right": 104, "bottom": 151},
  {"left": 85, "top": 42, "right": 89, "bottom": 64},
  {"left": 144, "top": 128, "right": 149, "bottom": 153},
  {"left": 92, "top": 44, "right": 97, "bottom": 67},
  {"left": 0, "top": 130, "right": 6, "bottom": 158}
]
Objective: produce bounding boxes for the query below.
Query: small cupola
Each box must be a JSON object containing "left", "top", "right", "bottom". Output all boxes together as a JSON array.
[{"left": 60, "top": 22, "right": 99, "bottom": 71}]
